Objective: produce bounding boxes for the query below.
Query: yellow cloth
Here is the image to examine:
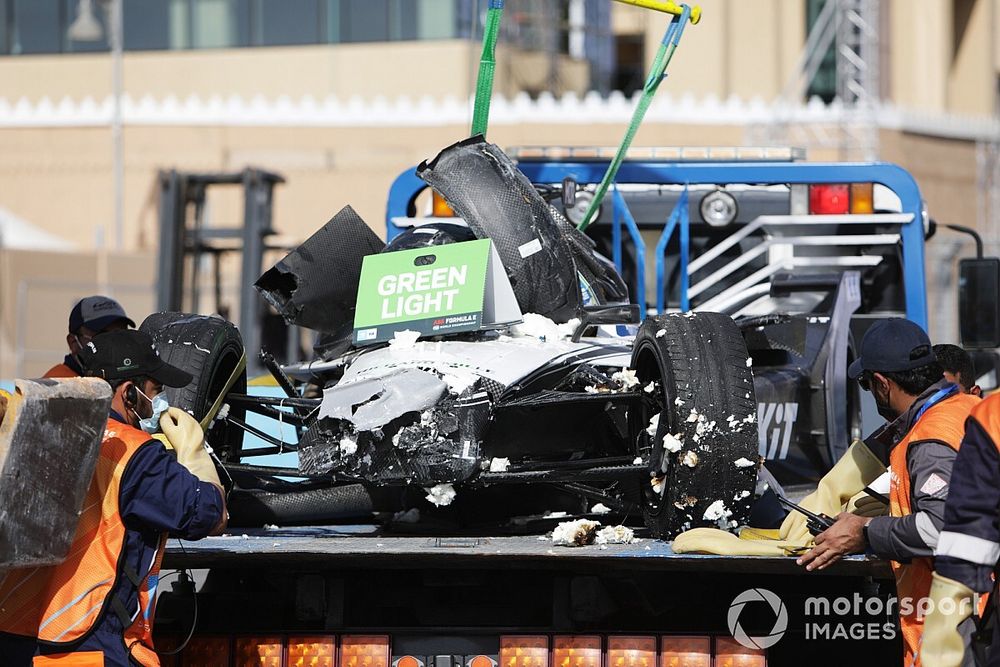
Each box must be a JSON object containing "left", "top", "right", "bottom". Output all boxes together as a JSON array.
[
  {"left": 780, "top": 440, "right": 886, "bottom": 543},
  {"left": 920, "top": 573, "right": 975, "bottom": 667},
  {"left": 672, "top": 527, "right": 808, "bottom": 557}
]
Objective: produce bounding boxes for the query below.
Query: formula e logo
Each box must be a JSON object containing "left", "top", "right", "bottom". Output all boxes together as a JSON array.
[
  {"left": 728, "top": 588, "right": 788, "bottom": 650},
  {"left": 758, "top": 402, "right": 799, "bottom": 460}
]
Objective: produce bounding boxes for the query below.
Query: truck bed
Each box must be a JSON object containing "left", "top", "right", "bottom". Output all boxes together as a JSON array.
[{"left": 164, "top": 525, "right": 893, "bottom": 578}]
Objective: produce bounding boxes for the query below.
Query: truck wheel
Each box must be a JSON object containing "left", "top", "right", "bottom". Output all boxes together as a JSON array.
[
  {"left": 630, "top": 312, "right": 758, "bottom": 539},
  {"left": 140, "top": 312, "right": 248, "bottom": 463}
]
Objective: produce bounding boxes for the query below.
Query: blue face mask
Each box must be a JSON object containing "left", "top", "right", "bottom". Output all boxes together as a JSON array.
[{"left": 134, "top": 387, "right": 170, "bottom": 434}]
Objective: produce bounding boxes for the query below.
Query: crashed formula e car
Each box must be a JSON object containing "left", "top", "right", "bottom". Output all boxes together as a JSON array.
[{"left": 255, "top": 137, "right": 760, "bottom": 539}]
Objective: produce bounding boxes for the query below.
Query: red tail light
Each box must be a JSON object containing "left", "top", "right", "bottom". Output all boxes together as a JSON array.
[
  {"left": 553, "top": 635, "right": 601, "bottom": 667},
  {"left": 808, "top": 184, "right": 850, "bottom": 214},
  {"left": 607, "top": 636, "right": 657, "bottom": 667},
  {"left": 340, "top": 635, "right": 390, "bottom": 667}
]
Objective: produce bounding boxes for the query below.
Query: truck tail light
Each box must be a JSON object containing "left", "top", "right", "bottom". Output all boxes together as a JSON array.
[
  {"left": 431, "top": 190, "right": 455, "bottom": 217},
  {"left": 849, "top": 182, "right": 875, "bottom": 214},
  {"left": 553, "top": 636, "right": 601, "bottom": 667},
  {"left": 181, "top": 636, "right": 232, "bottom": 666},
  {"left": 286, "top": 635, "right": 337, "bottom": 667},
  {"left": 394, "top": 656, "right": 423, "bottom": 667},
  {"left": 808, "top": 184, "right": 850, "bottom": 214},
  {"left": 712, "top": 637, "right": 766, "bottom": 667},
  {"left": 660, "top": 636, "right": 711, "bottom": 667},
  {"left": 236, "top": 636, "right": 283, "bottom": 666},
  {"left": 500, "top": 635, "right": 550, "bottom": 667},
  {"left": 340, "top": 636, "right": 390, "bottom": 667},
  {"left": 607, "top": 636, "right": 656, "bottom": 667},
  {"left": 469, "top": 656, "right": 498, "bottom": 667}
]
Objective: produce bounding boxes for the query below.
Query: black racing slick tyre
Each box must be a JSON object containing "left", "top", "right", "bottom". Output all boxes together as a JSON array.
[
  {"left": 140, "top": 312, "right": 248, "bottom": 463},
  {"left": 630, "top": 312, "right": 758, "bottom": 539}
]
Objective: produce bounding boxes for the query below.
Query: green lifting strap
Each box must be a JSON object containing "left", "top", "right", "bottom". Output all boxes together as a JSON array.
[
  {"left": 471, "top": 0, "right": 504, "bottom": 137},
  {"left": 577, "top": 3, "right": 696, "bottom": 231}
]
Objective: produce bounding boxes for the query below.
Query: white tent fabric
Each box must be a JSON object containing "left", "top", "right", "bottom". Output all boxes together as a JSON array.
[{"left": 0, "top": 207, "right": 74, "bottom": 251}]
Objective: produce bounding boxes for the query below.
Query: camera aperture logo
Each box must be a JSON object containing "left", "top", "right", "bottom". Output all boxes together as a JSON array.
[{"left": 727, "top": 588, "right": 789, "bottom": 650}]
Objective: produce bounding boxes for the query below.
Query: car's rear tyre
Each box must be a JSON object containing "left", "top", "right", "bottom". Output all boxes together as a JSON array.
[
  {"left": 630, "top": 312, "right": 758, "bottom": 539},
  {"left": 139, "top": 312, "right": 248, "bottom": 463}
]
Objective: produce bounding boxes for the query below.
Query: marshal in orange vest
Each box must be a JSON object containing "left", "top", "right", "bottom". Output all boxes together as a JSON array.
[
  {"left": 0, "top": 420, "right": 166, "bottom": 666},
  {"left": 889, "top": 391, "right": 980, "bottom": 667}
]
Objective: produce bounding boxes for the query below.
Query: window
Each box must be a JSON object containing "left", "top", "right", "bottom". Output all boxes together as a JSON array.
[
  {"left": 389, "top": 0, "right": 417, "bottom": 41},
  {"left": 415, "top": 0, "right": 456, "bottom": 40},
  {"left": 254, "top": 0, "right": 320, "bottom": 46},
  {"left": 123, "top": 0, "right": 171, "bottom": 50},
  {"left": 12, "top": 0, "right": 62, "bottom": 54},
  {"left": 0, "top": 1, "right": 9, "bottom": 54},
  {"left": 191, "top": 0, "right": 250, "bottom": 49},
  {"left": 805, "top": 0, "right": 836, "bottom": 102},
  {"left": 343, "top": 0, "right": 387, "bottom": 43}
]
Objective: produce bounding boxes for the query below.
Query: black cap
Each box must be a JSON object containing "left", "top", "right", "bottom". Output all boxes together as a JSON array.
[
  {"left": 79, "top": 330, "right": 192, "bottom": 388},
  {"left": 69, "top": 295, "right": 136, "bottom": 334},
  {"left": 848, "top": 318, "right": 937, "bottom": 379}
]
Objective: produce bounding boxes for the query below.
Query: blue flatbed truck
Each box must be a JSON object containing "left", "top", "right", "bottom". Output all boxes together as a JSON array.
[{"left": 154, "top": 149, "right": 1000, "bottom": 667}]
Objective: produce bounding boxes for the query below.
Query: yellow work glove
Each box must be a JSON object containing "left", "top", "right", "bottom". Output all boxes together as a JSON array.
[
  {"left": 847, "top": 490, "right": 889, "bottom": 518},
  {"left": 779, "top": 440, "right": 886, "bottom": 544},
  {"left": 159, "top": 407, "right": 222, "bottom": 488},
  {"left": 921, "top": 572, "right": 976, "bottom": 667}
]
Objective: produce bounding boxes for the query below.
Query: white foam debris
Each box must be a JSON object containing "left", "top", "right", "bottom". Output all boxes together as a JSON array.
[
  {"left": 611, "top": 368, "right": 640, "bottom": 389},
  {"left": 596, "top": 525, "right": 635, "bottom": 545},
  {"left": 441, "top": 371, "right": 478, "bottom": 395},
  {"left": 424, "top": 483, "right": 457, "bottom": 507},
  {"left": 703, "top": 499, "right": 735, "bottom": 529},
  {"left": 734, "top": 457, "right": 756, "bottom": 468},
  {"left": 674, "top": 396, "right": 685, "bottom": 407},
  {"left": 734, "top": 490, "right": 751, "bottom": 500},
  {"left": 644, "top": 382, "right": 657, "bottom": 393},
  {"left": 703, "top": 500, "right": 730, "bottom": 521},
  {"left": 551, "top": 519, "right": 601, "bottom": 546},
  {"left": 746, "top": 357, "right": 753, "bottom": 367},
  {"left": 389, "top": 329, "right": 421, "bottom": 349},
  {"left": 263, "top": 524, "right": 280, "bottom": 530},
  {"left": 392, "top": 432, "right": 402, "bottom": 447},
  {"left": 651, "top": 477, "right": 664, "bottom": 494},
  {"left": 633, "top": 456, "right": 643, "bottom": 464},
  {"left": 662, "top": 433, "right": 684, "bottom": 453},
  {"left": 656, "top": 329, "right": 667, "bottom": 338},
  {"left": 681, "top": 451, "right": 699, "bottom": 467},
  {"left": 543, "top": 511, "right": 569, "bottom": 519},
  {"left": 646, "top": 413, "right": 660, "bottom": 438},
  {"left": 392, "top": 508, "right": 421, "bottom": 523},
  {"left": 584, "top": 385, "right": 602, "bottom": 394},
  {"left": 537, "top": 535, "right": 549, "bottom": 541},
  {"left": 590, "top": 503, "right": 612, "bottom": 514},
  {"left": 489, "top": 457, "right": 511, "bottom": 472},
  {"left": 339, "top": 433, "right": 358, "bottom": 456},
  {"left": 510, "top": 313, "right": 579, "bottom": 341}
]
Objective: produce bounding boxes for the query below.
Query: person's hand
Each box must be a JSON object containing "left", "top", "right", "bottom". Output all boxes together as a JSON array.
[
  {"left": 796, "top": 512, "right": 868, "bottom": 571},
  {"left": 159, "top": 407, "right": 204, "bottom": 456}
]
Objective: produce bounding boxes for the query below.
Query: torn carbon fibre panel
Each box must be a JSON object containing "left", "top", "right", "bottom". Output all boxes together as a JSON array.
[
  {"left": 255, "top": 205, "right": 383, "bottom": 336},
  {"left": 417, "top": 136, "right": 582, "bottom": 323},
  {"left": 298, "top": 389, "right": 492, "bottom": 486}
]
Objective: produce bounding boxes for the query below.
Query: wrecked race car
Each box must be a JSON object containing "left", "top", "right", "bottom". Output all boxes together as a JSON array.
[{"left": 145, "top": 137, "right": 760, "bottom": 539}]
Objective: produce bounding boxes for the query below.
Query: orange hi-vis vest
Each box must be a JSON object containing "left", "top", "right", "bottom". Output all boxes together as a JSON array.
[
  {"left": 889, "top": 391, "right": 980, "bottom": 667},
  {"left": 0, "top": 419, "right": 166, "bottom": 665},
  {"left": 42, "top": 363, "right": 79, "bottom": 379}
]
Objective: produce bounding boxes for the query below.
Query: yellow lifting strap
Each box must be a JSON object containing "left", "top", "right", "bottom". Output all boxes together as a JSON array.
[{"left": 612, "top": 0, "right": 701, "bottom": 24}]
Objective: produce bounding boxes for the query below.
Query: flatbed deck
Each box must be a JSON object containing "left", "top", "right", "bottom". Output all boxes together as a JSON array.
[{"left": 164, "top": 525, "right": 893, "bottom": 578}]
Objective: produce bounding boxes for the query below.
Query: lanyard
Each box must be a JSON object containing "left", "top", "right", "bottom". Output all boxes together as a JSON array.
[{"left": 912, "top": 383, "right": 960, "bottom": 424}]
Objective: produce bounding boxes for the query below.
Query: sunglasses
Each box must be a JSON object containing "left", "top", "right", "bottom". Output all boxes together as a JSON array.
[{"left": 858, "top": 371, "right": 873, "bottom": 392}]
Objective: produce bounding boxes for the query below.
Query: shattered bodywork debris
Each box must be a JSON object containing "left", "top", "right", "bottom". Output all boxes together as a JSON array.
[
  {"left": 389, "top": 329, "right": 421, "bottom": 349},
  {"left": 488, "top": 457, "right": 510, "bottom": 472},
  {"left": 595, "top": 525, "right": 635, "bottom": 545},
  {"left": 318, "top": 368, "right": 447, "bottom": 431},
  {"left": 551, "top": 519, "right": 601, "bottom": 546},
  {"left": 424, "top": 483, "right": 457, "bottom": 507}
]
